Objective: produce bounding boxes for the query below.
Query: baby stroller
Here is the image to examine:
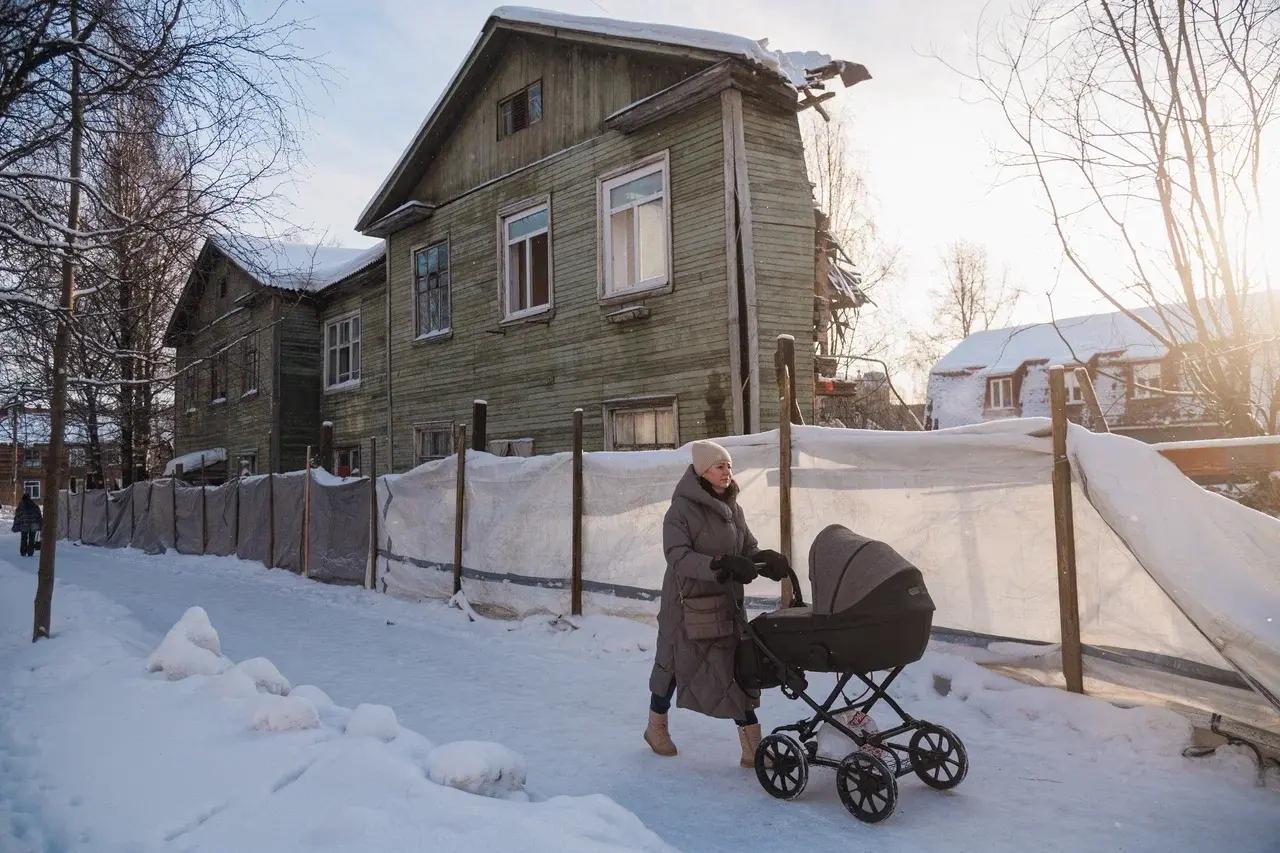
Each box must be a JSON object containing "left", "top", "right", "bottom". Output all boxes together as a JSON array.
[{"left": 734, "top": 524, "right": 968, "bottom": 823}]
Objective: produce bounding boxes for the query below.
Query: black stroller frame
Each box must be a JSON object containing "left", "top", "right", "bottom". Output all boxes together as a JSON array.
[{"left": 733, "top": 573, "right": 969, "bottom": 823}]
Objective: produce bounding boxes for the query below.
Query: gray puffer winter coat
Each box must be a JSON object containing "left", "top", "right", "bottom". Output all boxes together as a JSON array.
[{"left": 649, "top": 465, "right": 759, "bottom": 720}]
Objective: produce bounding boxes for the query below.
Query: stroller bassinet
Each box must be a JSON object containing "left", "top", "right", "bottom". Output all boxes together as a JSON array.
[{"left": 734, "top": 524, "right": 967, "bottom": 823}]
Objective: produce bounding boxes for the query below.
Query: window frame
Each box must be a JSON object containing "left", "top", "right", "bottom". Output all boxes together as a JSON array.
[
  {"left": 22, "top": 447, "right": 42, "bottom": 468},
  {"left": 987, "top": 376, "right": 1015, "bottom": 410},
  {"left": 497, "top": 79, "right": 543, "bottom": 139},
  {"left": 1130, "top": 361, "right": 1162, "bottom": 399},
  {"left": 601, "top": 396, "right": 680, "bottom": 451},
  {"left": 1062, "top": 368, "right": 1085, "bottom": 404},
  {"left": 23, "top": 479, "right": 40, "bottom": 500},
  {"left": 411, "top": 238, "right": 452, "bottom": 342},
  {"left": 323, "top": 311, "right": 362, "bottom": 392},
  {"left": 496, "top": 196, "right": 554, "bottom": 323},
  {"left": 333, "top": 445, "right": 361, "bottom": 477},
  {"left": 412, "top": 421, "right": 455, "bottom": 467},
  {"left": 236, "top": 449, "right": 257, "bottom": 477},
  {"left": 597, "top": 152, "right": 673, "bottom": 302},
  {"left": 208, "top": 346, "right": 228, "bottom": 404}
]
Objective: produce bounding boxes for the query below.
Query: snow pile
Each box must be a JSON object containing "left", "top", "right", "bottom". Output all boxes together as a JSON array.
[
  {"left": 345, "top": 703, "right": 399, "bottom": 741},
  {"left": 146, "top": 606, "right": 231, "bottom": 680},
  {"left": 426, "top": 741, "right": 529, "bottom": 801},
  {"left": 251, "top": 694, "right": 320, "bottom": 732},
  {"left": 234, "top": 657, "right": 291, "bottom": 696},
  {"left": 290, "top": 684, "right": 334, "bottom": 709}
]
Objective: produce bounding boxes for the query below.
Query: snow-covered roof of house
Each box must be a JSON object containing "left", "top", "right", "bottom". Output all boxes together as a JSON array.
[
  {"left": 211, "top": 237, "right": 384, "bottom": 294},
  {"left": 932, "top": 304, "right": 1175, "bottom": 377},
  {"left": 491, "top": 7, "right": 828, "bottom": 88},
  {"left": 164, "top": 447, "right": 226, "bottom": 476}
]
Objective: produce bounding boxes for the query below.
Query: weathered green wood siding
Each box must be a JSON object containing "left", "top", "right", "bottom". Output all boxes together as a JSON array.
[
  {"left": 317, "top": 264, "right": 389, "bottom": 475},
  {"left": 273, "top": 295, "right": 322, "bottom": 472},
  {"left": 386, "top": 95, "right": 732, "bottom": 469},
  {"left": 416, "top": 35, "right": 703, "bottom": 203},
  {"left": 740, "top": 98, "right": 816, "bottom": 426}
]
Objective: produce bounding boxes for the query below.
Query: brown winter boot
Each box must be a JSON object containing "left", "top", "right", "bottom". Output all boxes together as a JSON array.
[
  {"left": 738, "top": 723, "right": 762, "bottom": 768},
  {"left": 644, "top": 711, "right": 678, "bottom": 757}
]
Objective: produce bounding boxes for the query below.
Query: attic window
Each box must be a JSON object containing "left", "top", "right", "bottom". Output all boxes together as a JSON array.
[
  {"left": 987, "top": 376, "right": 1015, "bottom": 410},
  {"left": 498, "top": 80, "right": 542, "bottom": 138}
]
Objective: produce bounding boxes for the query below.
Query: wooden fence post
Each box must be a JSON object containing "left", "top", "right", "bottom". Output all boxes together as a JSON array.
[
  {"left": 172, "top": 463, "right": 182, "bottom": 551},
  {"left": 320, "top": 422, "right": 333, "bottom": 473},
  {"left": 368, "top": 436, "right": 378, "bottom": 591},
  {"left": 78, "top": 479, "right": 86, "bottom": 542},
  {"left": 267, "top": 471, "right": 275, "bottom": 569},
  {"left": 1049, "top": 366, "right": 1085, "bottom": 694},
  {"left": 232, "top": 473, "right": 240, "bottom": 552},
  {"left": 472, "top": 400, "right": 487, "bottom": 452},
  {"left": 1074, "top": 367, "right": 1110, "bottom": 433},
  {"left": 453, "top": 424, "right": 467, "bottom": 596},
  {"left": 775, "top": 337, "right": 796, "bottom": 607},
  {"left": 199, "top": 454, "right": 207, "bottom": 554},
  {"left": 302, "top": 445, "right": 312, "bottom": 577},
  {"left": 571, "top": 408, "right": 584, "bottom": 616}
]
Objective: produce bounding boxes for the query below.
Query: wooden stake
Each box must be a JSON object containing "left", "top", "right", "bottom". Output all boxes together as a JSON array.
[
  {"left": 1074, "top": 367, "right": 1110, "bottom": 433},
  {"left": 199, "top": 454, "right": 207, "bottom": 554},
  {"left": 302, "top": 445, "right": 312, "bottom": 577},
  {"left": 1049, "top": 366, "right": 1085, "bottom": 694},
  {"left": 571, "top": 408, "right": 584, "bottom": 616},
  {"left": 267, "top": 471, "right": 275, "bottom": 569},
  {"left": 775, "top": 338, "right": 795, "bottom": 608},
  {"left": 368, "top": 437, "right": 378, "bottom": 591},
  {"left": 472, "top": 400, "right": 488, "bottom": 452},
  {"left": 453, "top": 425, "right": 467, "bottom": 596},
  {"left": 172, "top": 463, "right": 182, "bottom": 551},
  {"left": 232, "top": 472, "right": 240, "bottom": 552},
  {"left": 78, "top": 479, "right": 86, "bottom": 542}
]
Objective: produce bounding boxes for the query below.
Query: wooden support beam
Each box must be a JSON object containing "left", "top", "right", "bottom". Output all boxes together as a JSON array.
[
  {"left": 775, "top": 337, "right": 795, "bottom": 608},
  {"left": 453, "top": 425, "right": 467, "bottom": 596},
  {"left": 368, "top": 436, "right": 379, "bottom": 591},
  {"left": 267, "top": 472, "right": 275, "bottom": 569},
  {"left": 472, "top": 400, "right": 488, "bottom": 453},
  {"left": 1049, "top": 366, "right": 1085, "bottom": 694},
  {"left": 171, "top": 464, "right": 181, "bottom": 551},
  {"left": 302, "top": 445, "right": 312, "bottom": 577},
  {"left": 571, "top": 408, "right": 584, "bottom": 616},
  {"left": 1074, "top": 367, "right": 1110, "bottom": 433},
  {"left": 199, "top": 454, "right": 207, "bottom": 555},
  {"left": 319, "top": 422, "right": 334, "bottom": 473}
]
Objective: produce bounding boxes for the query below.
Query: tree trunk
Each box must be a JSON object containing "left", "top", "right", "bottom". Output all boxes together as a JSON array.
[{"left": 34, "top": 0, "right": 82, "bottom": 642}]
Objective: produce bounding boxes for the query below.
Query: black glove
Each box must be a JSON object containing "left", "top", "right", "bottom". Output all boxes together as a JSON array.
[
  {"left": 752, "top": 549, "right": 791, "bottom": 582},
  {"left": 711, "top": 554, "right": 758, "bottom": 585}
]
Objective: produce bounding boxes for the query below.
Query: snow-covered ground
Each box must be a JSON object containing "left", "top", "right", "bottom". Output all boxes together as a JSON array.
[{"left": 1, "top": 536, "right": 1276, "bottom": 851}]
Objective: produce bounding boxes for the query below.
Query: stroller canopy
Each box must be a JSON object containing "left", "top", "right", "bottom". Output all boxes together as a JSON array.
[{"left": 808, "top": 524, "right": 918, "bottom": 616}]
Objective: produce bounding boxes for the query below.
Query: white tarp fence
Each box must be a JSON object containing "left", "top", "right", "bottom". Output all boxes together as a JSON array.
[{"left": 378, "top": 419, "right": 1280, "bottom": 733}]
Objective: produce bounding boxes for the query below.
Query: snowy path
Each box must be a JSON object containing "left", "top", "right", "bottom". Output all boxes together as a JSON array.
[{"left": 1, "top": 536, "right": 1276, "bottom": 851}]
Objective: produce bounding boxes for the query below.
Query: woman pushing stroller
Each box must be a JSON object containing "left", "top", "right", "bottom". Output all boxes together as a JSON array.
[{"left": 645, "top": 439, "right": 791, "bottom": 767}]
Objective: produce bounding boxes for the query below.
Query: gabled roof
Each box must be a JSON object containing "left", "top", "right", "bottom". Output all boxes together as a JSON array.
[
  {"left": 356, "top": 6, "right": 837, "bottom": 233},
  {"left": 163, "top": 236, "right": 384, "bottom": 347}
]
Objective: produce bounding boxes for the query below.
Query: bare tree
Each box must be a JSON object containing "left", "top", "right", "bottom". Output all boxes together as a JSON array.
[
  {"left": 936, "top": 240, "right": 1021, "bottom": 339},
  {"left": 961, "top": 0, "right": 1280, "bottom": 437}
]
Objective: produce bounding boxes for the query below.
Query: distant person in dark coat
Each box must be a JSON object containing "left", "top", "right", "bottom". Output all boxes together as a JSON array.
[{"left": 12, "top": 494, "right": 42, "bottom": 557}]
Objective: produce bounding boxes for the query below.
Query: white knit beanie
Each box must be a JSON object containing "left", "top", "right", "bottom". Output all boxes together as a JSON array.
[{"left": 690, "top": 440, "right": 732, "bottom": 475}]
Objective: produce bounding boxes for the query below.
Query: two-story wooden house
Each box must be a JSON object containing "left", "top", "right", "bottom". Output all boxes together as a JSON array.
[
  {"left": 163, "top": 237, "right": 387, "bottom": 479},
  {"left": 354, "top": 7, "right": 868, "bottom": 469}
]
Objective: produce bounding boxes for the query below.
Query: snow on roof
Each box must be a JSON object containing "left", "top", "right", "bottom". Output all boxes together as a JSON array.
[
  {"left": 164, "top": 447, "right": 226, "bottom": 476},
  {"left": 492, "top": 7, "right": 829, "bottom": 88},
  {"left": 932, "top": 304, "right": 1175, "bottom": 376},
  {"left": 213, "top": 237, "right": 383, "bottom": 294}
]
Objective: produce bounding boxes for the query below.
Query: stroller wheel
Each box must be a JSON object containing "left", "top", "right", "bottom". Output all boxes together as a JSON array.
[
  {"left": 754, "top": 734, "right": 809, "bottom": 800},
  {"left": 836, "top": 752, "right": 897, "bottom": 823},
  {"left": 909, "top": 724, "right": 968, "bottom": 790}
]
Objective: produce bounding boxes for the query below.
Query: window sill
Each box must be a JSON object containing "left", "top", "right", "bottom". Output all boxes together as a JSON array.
[
  {"left": 209, "top": 397, "right": 227, "bottom": 407},
  {"left": 499, "top": 306, "right": 554, "bottom": 326},
  {"left": 185, "top": 407, "right": 197, "bottom": 414},
  {"left": 413, "top": 330, "right": 453, "bottom": 345},
  {"left": 600, "top": 280, "right": 671, "bottom": 306},
  {"left": 324, "top": 380, "right": 361, "bottom": 395},
  {"left": 240, "top": 389, "right": 259, "bottom": 400}
]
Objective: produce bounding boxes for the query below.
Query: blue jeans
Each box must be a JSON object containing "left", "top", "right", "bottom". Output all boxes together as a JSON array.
[{"left": 650, "top": 682, "right": 757, "bottom": 727}]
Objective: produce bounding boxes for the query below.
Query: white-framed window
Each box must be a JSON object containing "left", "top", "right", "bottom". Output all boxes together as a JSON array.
[
  {"left": 334, "top": 445, "right": 361, "bottom": 477},
  {"left": 413, "top": 240, "right": 450, "bottom": 339},
  {"left": 240, "top": 334, "right": 258, "bottom": 395},
  {"left": 22, "top": 447, "right": 41, "bottom": 468},
  {"left": 600, "top": 155, "right": 670, "bottom": 298},
  {"left": 324, "top": 312, "right": 361, "bottom": 390},
  {"left": 237, "top": 450, "right": 257, "bottom": 476},
  {"left": 604, "top": 397, "right": 679, "bottom": 451},
  {"left": 23, "top": 479, "right": 40, "bottom": 500},
  {"left": 499, "top": 201, "right": 551, "bottom": 320},
  {"left": 1062, "top": 368, "right": 1085, "bottom": 403},
  {"left": 1131, "top": 362, "right": 1162, "bottom": 399},
  {"left": 987, "top": 376, "right": 1015, "bottom": 410},
  {"left": 413, "top": 423, "right": 454, "bottom": 467}
]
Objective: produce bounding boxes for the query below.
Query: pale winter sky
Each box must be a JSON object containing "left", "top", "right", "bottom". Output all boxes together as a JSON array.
[{"left": 268, "top": 0, "right": 1125, "bottom": 398}]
